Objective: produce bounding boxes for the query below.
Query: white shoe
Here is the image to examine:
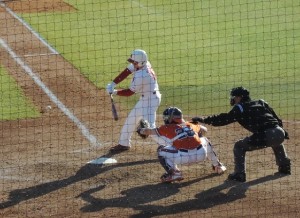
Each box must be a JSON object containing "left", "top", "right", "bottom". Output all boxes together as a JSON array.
[{"left": 212, "top": 163, "right": 227, "bottom": 174}]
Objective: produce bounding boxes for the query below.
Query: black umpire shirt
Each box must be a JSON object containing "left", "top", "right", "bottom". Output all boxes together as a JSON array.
[{"left": 202, "top": 99, "right": 283, "bottom": 134}]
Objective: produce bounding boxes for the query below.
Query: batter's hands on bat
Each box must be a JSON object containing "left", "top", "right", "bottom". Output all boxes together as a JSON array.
[{"left": 106, "top": 82, "right": 116, "bottom": 94}]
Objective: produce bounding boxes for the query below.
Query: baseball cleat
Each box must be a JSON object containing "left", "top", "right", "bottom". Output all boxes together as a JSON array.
[
  {"left": 109, "top": 144, "right": 130, "bottom": 153},
  {"left": 212, "top": 163, "right": 227, "bottom": 174},
  {"left": 227, "top": 172, "right": 246, "bottom": 182},
  {"left": 160, "top": 171, "right": 184, "bottom": 183},
  {"left": 278, "top": 164, "right": 291, "bottom": 175}
]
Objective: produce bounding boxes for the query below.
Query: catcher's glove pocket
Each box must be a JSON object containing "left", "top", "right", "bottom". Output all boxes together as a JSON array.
[{"left": 137, "top": 119, "right": 150, "bottom": 139}]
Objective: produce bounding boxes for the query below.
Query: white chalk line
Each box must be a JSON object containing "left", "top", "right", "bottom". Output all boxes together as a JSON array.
[
  {"left": 23, "top": 53, "right": 57, "bottom": 57},
  {"left": 0, "top": 2, "right": 109, "bottom": 168},
  {"left": 0, "top": 38, "right": 102, "bottom": 147},
  {"left": 0, "top": 2, "right": 58, "bottom": 55}
]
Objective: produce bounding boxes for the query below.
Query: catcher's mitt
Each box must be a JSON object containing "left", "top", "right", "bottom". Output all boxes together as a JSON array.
[{"left": 136, "top": 119, "right": 150, "bottom": 139}]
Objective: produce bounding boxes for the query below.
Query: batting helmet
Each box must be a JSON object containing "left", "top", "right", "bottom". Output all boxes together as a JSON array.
[
  {"left": 127, "top": 49, "right": 148, "bottom": 68},
  {"left": 163, "top": 107, "right": 183, "bottom": 124}
]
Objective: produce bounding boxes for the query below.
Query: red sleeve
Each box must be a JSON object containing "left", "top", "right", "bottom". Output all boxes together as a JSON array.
[
  {"left": 116, "top": 89, "right": 135, "bottom": 96},
  {"left": 113, "top": 68, "right": 132, "bottom": 84}
]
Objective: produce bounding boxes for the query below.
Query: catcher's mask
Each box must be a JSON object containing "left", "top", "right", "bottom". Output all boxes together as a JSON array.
[
  {"left": 127, "top": 49, "right": 148, "bottom": 68},
  {"left": 163, "top": 107, "right": 182, "bottom": 124},
  {"left": 230, "top": 86, "right": 250, "bottom": 106}
]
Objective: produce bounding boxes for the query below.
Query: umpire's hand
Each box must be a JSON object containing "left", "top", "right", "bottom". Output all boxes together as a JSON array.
[{"left": 191, "top": 117, "right": 205, "bottom": 123}]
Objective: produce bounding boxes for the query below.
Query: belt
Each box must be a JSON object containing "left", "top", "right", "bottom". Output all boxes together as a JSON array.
[
  {"left": 179, "top": 145, "right": 202, "bottom": 153},
  {"left": 142, "top": 91, "right": 157, "bottom": 97}
]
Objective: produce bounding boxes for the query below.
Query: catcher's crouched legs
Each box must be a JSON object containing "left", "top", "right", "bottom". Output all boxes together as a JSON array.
[{"left": 157, "top": 145, "right": 183, "bottom": 183}]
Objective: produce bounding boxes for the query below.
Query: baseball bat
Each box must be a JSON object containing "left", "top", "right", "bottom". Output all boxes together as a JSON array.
[{"left": 110, "top": 94, "right": 119, "bottom": 121}]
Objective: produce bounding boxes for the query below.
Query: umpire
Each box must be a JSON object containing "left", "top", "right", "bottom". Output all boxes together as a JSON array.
[{"left": 192, "top": 87, "right": 291, "bottom": 182}]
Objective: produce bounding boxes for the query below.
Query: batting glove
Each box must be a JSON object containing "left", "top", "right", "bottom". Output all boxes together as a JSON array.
[{"left": 106, "top": 82, "right": 116, "bottom": 94}]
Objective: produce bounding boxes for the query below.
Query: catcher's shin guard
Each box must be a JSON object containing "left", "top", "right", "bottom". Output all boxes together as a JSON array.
[{"left": 158, "top": 155, "right": 172, "bottom": 172}]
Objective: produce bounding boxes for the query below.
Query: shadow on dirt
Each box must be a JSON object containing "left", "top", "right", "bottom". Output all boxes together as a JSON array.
[
  {"left": 0, "top": 156, "right": 288, "bottom": 217},
  {"left": 77, "top": 172, "right": 288, "bottom": 218},
  {"left": 0, "top": 156, "right": 156, "bottom": 209},
  {"left": 77, "top": 173, "right": 217, "bottom": 213}
]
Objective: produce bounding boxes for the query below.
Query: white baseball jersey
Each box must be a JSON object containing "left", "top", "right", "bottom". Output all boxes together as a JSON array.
[
  {"left": 118, "top": 61, "right": 161, "bottom": 147},
  {"left": 128, "top": 62, "right": 159, "bottom": 96}
]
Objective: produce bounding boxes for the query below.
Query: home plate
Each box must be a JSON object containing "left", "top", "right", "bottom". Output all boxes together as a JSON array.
[{"left": 88, "top": 157, "right": 117, "bottom": 165}]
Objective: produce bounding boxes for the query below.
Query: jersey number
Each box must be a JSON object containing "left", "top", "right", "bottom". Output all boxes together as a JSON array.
[{"left": 176, "top": 127, "right": 195, "bottom": 139}]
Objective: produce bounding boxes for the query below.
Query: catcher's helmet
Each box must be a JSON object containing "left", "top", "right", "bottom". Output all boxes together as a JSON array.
[
  {"left": 163, "top": 107, "right": 183, "bottom": 124},
  {"left": 127, "top": 49, "right": 148, "bottom": 68}
]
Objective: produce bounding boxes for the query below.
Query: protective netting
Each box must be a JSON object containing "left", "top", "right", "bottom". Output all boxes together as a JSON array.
[{"left": 0, "top": 0, "right": 299, "bottom": 217}]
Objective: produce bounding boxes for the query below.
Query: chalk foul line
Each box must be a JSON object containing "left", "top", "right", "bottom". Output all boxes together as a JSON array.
[{"left": 0, "top": 38, "right": 102, "bottom": 147}]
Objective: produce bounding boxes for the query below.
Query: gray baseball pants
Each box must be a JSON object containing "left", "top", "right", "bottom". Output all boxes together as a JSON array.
[{"left": 233, "top": 126, "right": 290, "bottom": 173}]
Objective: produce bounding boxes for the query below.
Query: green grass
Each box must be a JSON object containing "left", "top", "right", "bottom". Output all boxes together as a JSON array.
[
  {"left": 14, "top": 0, "right": 300, "bottom": 119},
  {"left": 0, "top": 66, "right": 40, "bottom": 120}
]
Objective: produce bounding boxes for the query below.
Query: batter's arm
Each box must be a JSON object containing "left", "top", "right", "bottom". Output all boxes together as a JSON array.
[
  {"left": 113, "top": 68, "right": 132, "bottom": 84},
  {"left": 115, "top": 89, "right": 135, "bottom": 96}
]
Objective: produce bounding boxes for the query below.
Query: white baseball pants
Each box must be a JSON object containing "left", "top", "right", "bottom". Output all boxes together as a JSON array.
[
  {"left": 157, "top": 137, "right": 220, "bottom": 171},
  {"left": 118, "top": 92, "right": 161, "bottom": 147}
]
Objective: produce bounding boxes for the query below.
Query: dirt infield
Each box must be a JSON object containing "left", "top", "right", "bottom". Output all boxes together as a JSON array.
[{"left": 0, "top": 1, "right": 299, "bottom": 217}]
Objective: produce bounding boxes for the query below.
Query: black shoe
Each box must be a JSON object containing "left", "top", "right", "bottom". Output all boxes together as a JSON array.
[
  {"left": 110, "top": 144, "right": 130, "bottom": 154},
  {"left": 278, "top": 165, "right": 291, "bottom": 175},
  {"left": 228, "top": 172, "right": 246, "bottom": 182}
]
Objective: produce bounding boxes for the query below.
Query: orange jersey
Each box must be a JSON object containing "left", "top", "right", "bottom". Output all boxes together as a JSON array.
[{"left": 156, "top": 121, "right": 203, "bottom": 150}]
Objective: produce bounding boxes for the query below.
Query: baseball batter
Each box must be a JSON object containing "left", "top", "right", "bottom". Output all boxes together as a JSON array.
[
  {"left": 106, "top": 49, "right": 161, "bottom": 153},
  {"left": 137, "top": 107, "right": 226, "bottom": 183}
]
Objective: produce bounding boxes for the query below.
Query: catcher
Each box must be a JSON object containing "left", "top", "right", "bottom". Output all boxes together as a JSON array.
[{"left": 137, "top": 107, "right": 226, "bottom": 183}]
